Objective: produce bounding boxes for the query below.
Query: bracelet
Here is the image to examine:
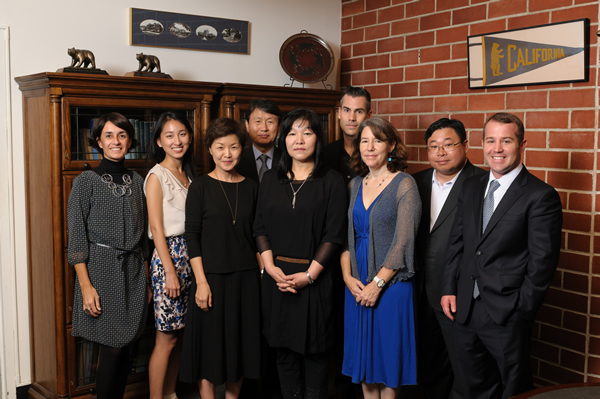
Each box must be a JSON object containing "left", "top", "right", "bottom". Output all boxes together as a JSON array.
[{"left": 306, "top": 271, "right": 314, "bottom": 285}]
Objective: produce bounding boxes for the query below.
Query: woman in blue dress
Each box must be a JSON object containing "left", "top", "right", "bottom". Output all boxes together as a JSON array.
[{"left": 341, "top": 117, "right": 421, "bottom": 399}]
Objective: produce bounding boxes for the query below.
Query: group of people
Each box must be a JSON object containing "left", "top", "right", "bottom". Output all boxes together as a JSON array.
[{"left": 67, "top": 85, "right": 563, "bottom": 399}]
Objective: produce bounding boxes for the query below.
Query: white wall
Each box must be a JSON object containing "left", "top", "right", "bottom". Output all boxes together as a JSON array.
[{"left": 0, "top": 0, "right": 340, "bottom": 394}]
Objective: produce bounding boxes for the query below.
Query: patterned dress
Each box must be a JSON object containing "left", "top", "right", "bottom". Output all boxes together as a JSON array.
[
  {"left": 145, "top": 164, "right": 192, "bottom": 331},
  {"left": 68, "top": 168, "right": 149, "bottom": 348}
]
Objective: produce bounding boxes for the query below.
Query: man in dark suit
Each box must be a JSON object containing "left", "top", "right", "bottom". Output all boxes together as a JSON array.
[
  {"left": 236, "top": 98, "right": 283, "bottom": 399},
  {"left": 322, "top": 85, "right": 371, "bottom": 398},
  {"left": 236, "top": 98, "right": 281, "bottom": 182},
  {"left": 324, "top": 85, "right": 372, "bottom": 185},
  {"left": 441, "top": 113, "right": 563, "bottom": 399},
  {"left": 414, "top": 118, "right": 485, "bottom": 399}
]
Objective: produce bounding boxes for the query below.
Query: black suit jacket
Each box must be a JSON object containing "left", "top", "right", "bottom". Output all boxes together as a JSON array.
[
  {"left": 236, "top": 145, "right": 281, "bottom": 183},
  {"left": 441, "top": 166, "right": 562, "bottom": 325},
  {"left": 414, "top": 160, "right": 485, "bottom": 312}
]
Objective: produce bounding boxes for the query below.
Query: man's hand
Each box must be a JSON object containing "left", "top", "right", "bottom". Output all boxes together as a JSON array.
[{"left": 441, "top": 295, "right": 457, "bottom": 321}]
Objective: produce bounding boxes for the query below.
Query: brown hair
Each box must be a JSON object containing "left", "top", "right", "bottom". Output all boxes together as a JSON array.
[
  {"left": 350, "top": 117, "right": 408, "bottom": 177},
  {"left": 483, "top": 113, "right": 525, "bottom": 143},
  {"left": 204, "top": 117, "right": 246, "bottom": 150}
]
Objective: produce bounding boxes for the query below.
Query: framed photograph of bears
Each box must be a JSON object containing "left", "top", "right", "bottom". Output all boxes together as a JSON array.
[{"left": 130, "top": 8, "right": 250, "bottom": 55}]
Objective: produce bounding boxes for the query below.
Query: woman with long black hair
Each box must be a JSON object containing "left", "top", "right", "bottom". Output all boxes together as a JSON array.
[
  {"left": 145, "top": 112, "right": 197, "bottom": 399},
  {"left": 254, "top": 108, "right": 348, "bottom": 399}
]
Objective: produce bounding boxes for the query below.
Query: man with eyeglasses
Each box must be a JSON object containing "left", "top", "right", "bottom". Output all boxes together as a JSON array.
[{"left": 414, "top": 118, "right": 485, "bottom": 399}]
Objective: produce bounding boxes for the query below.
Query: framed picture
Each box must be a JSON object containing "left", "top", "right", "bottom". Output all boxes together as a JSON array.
[
  {"left": 468, "top": 19, "right": 588, "bottom": 89},
  {"left": 130, "top": 8, "right": 249, "bottom": 55}
]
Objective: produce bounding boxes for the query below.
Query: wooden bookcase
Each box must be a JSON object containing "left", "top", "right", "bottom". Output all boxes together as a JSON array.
[
  {"left": 16, "top": 73, "right": 342, "bottom": 398},
  {"left": 16, "top": 72, "right": 220, "bottom": 398}
]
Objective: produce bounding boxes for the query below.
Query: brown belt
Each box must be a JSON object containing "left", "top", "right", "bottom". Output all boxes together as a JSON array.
[{"left": 275, "top": 256, "right": 309, "bottom": 265}]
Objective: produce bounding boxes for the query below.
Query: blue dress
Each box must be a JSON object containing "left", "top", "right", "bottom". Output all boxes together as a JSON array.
[{"left": 342, "top": 184, "right": 417, "bottom": 388}]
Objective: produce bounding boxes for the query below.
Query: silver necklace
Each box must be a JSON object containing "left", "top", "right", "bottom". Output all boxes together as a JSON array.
[
  {"left": 364, "top": 172, "right": 391, "bottom": 188},
  {"left": 217, "top": 179, "right": 238, "bottom": 225},
  {"left": 101, "top": 173, "right": 132, "bottom": 197},
  {"left": 289, "top": 180, "right": 308, "bottom": 209}
]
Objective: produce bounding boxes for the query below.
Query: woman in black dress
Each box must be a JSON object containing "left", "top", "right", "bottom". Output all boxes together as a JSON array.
[
  {"left": 254, "top": 108, "right": 348, "bottom": 399},
  {"left": 180, "top": 118, "right": 261, "bottom": 399},
  {"left": 67, "top": 112, "right": 149, "bottom": 399}
]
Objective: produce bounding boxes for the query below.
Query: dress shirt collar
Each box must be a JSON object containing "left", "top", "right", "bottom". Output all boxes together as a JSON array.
[
  {"left": 252, "top": 144, "right": 275, "bottom": 161},
  {"left": 485, "top": 163, "right": 523, "bottom": 194}
]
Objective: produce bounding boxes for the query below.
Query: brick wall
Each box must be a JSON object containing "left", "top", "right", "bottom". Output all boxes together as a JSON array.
[{"left": 340, "top": 0, "right": 600, "bottom": 387}]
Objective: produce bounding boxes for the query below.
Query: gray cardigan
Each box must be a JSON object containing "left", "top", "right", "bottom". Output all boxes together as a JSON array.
[{"left": 348, "top": 173, "right": 421, "bottom": 285}]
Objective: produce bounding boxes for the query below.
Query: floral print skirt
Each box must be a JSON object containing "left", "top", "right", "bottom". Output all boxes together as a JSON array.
[{"left": 151, "top": 235, "right": 192, "bottom": 331}]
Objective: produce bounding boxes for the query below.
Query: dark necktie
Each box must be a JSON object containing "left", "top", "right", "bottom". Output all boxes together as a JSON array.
[
  {"left": 258, "top": 154, "right": 269, "bottom": 182},
  {"left": 474, "top": 179, "right": 501, "bottom": 299}
]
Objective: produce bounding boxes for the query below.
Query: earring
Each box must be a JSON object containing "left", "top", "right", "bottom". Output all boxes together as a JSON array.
[{"left": 388, "top": 153, "right": 393, "bottom": 162}]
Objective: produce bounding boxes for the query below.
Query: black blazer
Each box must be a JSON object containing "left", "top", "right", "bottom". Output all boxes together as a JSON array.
[
  {"left": 441, "top": 166, "right": 562, "bottom": 325},
  {"left": 414, "top": 160, "right": 485, "bottom": 311},
  {"left": 236, "top": 145, "right": 281, "bottom": 183}
]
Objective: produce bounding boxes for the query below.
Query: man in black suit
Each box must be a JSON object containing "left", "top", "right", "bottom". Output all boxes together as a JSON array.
[
  {"left": 414, "top": 118, "right": 485, "bottom": 399},
  {"left": 324, "top": 85, "right": 372, "bottom": 185},
  {"left": 236, "top": 98, "right": 282, "bottom": 182},
  {"left": 441, "top": 113, "right": 562, "bottom": 399}
]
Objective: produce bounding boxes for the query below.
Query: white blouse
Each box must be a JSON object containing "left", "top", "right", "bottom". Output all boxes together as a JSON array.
[{"left": 144, "top": 164, "right": 189, "bottom": 238}]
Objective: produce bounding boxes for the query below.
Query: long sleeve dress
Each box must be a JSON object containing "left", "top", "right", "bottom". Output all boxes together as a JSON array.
[
  {"left": 67, "top": 158, "right": 149, "bottom": 348},
  {"left": 342, "top": 173, "right": 421, "bottom": 388},
  {"left": 254, "top": 168, "right": 348, "bottom": 355}
]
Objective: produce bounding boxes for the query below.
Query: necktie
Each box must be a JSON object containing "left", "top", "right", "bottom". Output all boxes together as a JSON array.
[
  {"left": 258, "top": 154, "right": 269, "bottom": 182},
  {"left": 474, "top": 180, "right": 500, "bottom": 299}
]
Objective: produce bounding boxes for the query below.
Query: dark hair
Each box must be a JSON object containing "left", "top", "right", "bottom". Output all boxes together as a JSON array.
[
  {"left": 246, "top": 98, "right": 282, "bottom": 123},
  {"left": 277, "top": 108, "right": 326, "bottom": 182},
  {"left": 351, "top": 117, "right": 408, "bottom": 176},
  {"left": 424, "top": 118, "right": 467, "bottom": 144},
  {"left": 204, "top": 117, "right": 246, "bottom": 151},
  {"left": 147, "top": 112, "right": 197, "bottom": 180},
  {"left": 88, "top": 112, "right": 138, "bottom": 153},
  {"left": 340, "top": 85, "right": 372, "bottom": 113},
  {"left": 483, "top": 113, "right": 525, "bottom": 143}
]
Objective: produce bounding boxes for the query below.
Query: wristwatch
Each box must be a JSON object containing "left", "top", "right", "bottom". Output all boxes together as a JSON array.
[{"left": 374, "top": 275, "right": 386, "bottom": 288}]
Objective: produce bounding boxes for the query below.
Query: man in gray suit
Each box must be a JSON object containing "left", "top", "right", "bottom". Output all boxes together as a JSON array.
[{"left": 414, "top": 118, "right": 485, "bottom": 399}]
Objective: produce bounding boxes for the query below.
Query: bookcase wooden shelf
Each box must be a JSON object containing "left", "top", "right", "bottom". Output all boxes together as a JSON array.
[
  {"left": 16, "top": 72, "right": 342, "bottom": 398},
  {"left": 16, "top": 72, "right": 219, "bottom": 399}
]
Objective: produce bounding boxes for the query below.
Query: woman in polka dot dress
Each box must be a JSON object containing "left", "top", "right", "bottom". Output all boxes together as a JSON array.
[{"left": 67, "top": 112, "right": 149, "bottom": 399}]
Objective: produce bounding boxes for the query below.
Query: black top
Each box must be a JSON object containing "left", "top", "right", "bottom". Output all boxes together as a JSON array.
[
  {"left": 323, "top": 139, "right": 356, "bottom": 186},
  {"left": 185, "top": 175, "right": 259, "bottom": 274},
  {"left": 93, "top": 157, "right": 133, "bottom": 183},
  {"left": 254, "top": 167, "right": 348, "bottom": 266}
]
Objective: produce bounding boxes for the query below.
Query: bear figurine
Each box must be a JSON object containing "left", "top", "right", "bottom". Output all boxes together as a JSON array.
[
  {"left": 136, "top": 53, "right": 161, "bottom": 73},
  {"left": 68, "top": 48, "right": 96, "bottom": 69}
]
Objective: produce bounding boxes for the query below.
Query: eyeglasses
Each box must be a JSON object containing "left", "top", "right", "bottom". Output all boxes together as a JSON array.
[{"left": 426, "top": 142, "right": 463, "bottom": 153}]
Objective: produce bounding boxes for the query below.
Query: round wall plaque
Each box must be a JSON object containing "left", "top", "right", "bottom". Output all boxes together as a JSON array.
[{"left": 279, "top": 31, "right": 334, "bottom": 84}]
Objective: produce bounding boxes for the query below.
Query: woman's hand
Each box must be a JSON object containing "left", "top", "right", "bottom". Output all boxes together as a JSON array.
[
  {"left": 81, "top": 284, "right": 101, "bottom": 317},
  {"left": 266, "top": 265, "right": 294, "bottom": 292},
  {"left": 164, "top": 270, "right": 181, "bottom": 299},
  {"left": 282, "top": 272, "right": 310, "bottom": 294},
  {"left": 356, "top": 281, "right": 382, "bottom": 307},
  {"left": 343, "top": 275, "right": 365, "bottom": 299},
  {"left": 195, "top": 280, "right": 212, "bottom": 312}
]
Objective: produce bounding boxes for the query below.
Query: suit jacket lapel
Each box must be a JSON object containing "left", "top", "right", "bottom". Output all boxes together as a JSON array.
[
  {"left": 480, "top": 168, "right": 527, "bottom": 241},
  {"left": 474, "top": 173, "right": 488, "bottom": 240},
  {"left": 431, "top": 162, "right": 472, "bottom": 233}
]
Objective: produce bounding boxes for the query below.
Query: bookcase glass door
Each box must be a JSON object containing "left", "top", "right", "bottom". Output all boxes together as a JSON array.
[
  {"left": 73, "top": 328, "right": 154, "bottom": 392},
  {"left": 70, "top": 107, "right": 195, "bottom": 162}
]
